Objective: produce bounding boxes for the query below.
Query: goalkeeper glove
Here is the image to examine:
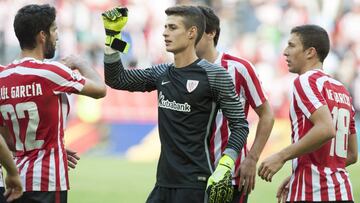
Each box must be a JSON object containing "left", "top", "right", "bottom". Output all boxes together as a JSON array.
[
  {"left": 206, "top": 155, "right": 234, "bottom": 203},
  {"left": 102, "top": 7, "right": 130, "bottom": 53}
]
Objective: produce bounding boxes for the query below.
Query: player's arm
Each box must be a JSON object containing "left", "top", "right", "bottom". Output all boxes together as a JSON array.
[
  {"left": 213, "top": 68, "right": 249, "bottom": 161},
  {"left": 62, "top": 55, "right": 106, "bottom": 99},
  {"left": 239, "top": 101, "right": 274, "bottom": 193},
  {"left": 258, "top": 105, "right": 335, "bottom": 182},
  {"left": 278, "top": 105, "right": 335, "bottom": 160},
  {"left": 0, "top": 126, "right": 15, "bottom": 152},
  {"left": 346, "top": 133, "right": 358, "bottom": 166},
  {"left": 206, "top": 65, "right": 249, "bottom": 203},
  {"left": 238, "top": 61, "right": 274, "bottom": 163},
  {"left": 248, "top": 101, "right": 274, "bottom": 162},
  {"left": 233, "top": 60, "right": 274, "bottom": 193},
  {"left": 102, "top": 7, "right": 165, "bottom": 92},
  {"left": 104, "top": 51, "right": 167, "bottom": 92},
  {"left": 346, "top": 104, "right": 358, "bottom": 166},
  {"left": 0, "top": 133, "right": 22, "bottom": 202}
]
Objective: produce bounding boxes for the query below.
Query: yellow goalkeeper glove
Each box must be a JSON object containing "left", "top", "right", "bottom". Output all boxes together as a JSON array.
[
  {"left": 206, "top": 155, "right": 234, "bottom": 203},
  {"left": 102, "top": 7, "right": 130, "bottom": 53}
]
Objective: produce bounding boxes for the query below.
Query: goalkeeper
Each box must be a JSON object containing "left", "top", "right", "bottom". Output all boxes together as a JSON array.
[{"left": 102, "top": 5, "right": 249, "bottom": 203}]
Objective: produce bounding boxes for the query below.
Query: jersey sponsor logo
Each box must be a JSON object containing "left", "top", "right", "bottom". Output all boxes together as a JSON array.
[
  {"left": 161, "top": 80, "right": 171, "bottom": 85},
  {"left": 158, "top": 91, "right": 191, "bottom": 112},
  {"left": 186, "top": 80, "right": 199, "bottom": 93}
]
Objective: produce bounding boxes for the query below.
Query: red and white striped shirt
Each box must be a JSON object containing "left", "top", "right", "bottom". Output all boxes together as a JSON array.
[
  {"left": 209, "top": 53, "right": 267, "bottom": 185},
  {"left": 0, "top": 58, "right": 85, "bottom": 192},
  {"left": 287, "top": 69, "right": 356, "bottom": 202},
  {"left": 0, "top": 64, "right": 4, "bottom": 188}
]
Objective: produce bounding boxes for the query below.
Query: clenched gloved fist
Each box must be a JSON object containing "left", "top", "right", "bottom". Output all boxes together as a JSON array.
[
  {"left": 102, "top": 7, "right": 130, "bottom": 53},
  {"left": 206, "top": 155, "right": 234, "bottom": 203}
]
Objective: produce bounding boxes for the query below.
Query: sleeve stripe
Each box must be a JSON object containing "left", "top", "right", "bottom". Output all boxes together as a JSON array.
[
  {"left": 294, "top": 71, "right": 324, "bottom": 118},
  {"left": 300, "top": 72, "right": 323, "bottom": 108},
  {"left": 293, "top": 85, "right": 311, "bottom": 118},
  {"left": 199, "top": 59, "right": 249, "bottom": 154},
  {"left": 223, "top": 54, "right": 267, "bottom": 107},
  {"left": 104, "top": 56, "right": 168, "bottom": 92}
]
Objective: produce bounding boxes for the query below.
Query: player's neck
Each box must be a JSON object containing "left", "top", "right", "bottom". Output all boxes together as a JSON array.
[
  {"left": 173, "top": 47, "right": 198, "bottom": 68},
  {"left": 20, "top": 47, "right": 44, "bottom": 61},
  {"left": 300, "top": 61, "right": 323, "bottom": 75},
  {"left": 203, "top": 47, "right": 219, "bottom": 63}
]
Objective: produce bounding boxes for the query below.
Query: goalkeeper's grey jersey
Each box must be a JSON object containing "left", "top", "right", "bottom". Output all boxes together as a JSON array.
[{"left": 104, "top": 53, "right": 249, "bottom": 189}]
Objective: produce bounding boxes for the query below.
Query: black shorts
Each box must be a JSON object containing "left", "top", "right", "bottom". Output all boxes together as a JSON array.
[
  {"left": 12, "top": 191, "right": 67, "bottom": 203},
  {"left": 146, "top": 185, "right": 205, "bottom": 203},
  {"left": 0, "top": 187, "right": 6, "bottom": 203}
]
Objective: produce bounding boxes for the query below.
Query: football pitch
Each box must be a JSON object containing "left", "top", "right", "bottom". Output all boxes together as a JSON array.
[{"left": 68, "top": 156, "right": 360, "bottom": 203}]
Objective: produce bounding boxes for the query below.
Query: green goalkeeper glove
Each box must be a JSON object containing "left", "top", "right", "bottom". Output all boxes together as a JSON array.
[
  {"left": 206, "top": 155, "right": 234, "bottom": 203},
  {"left": 102, "top": 7, "right": 130, "bottom": 53}
]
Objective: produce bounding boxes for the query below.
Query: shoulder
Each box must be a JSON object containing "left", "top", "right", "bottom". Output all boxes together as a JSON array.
[
  {"left": 222, "top": 53, "right": 253, "bottom": 67},
  {"left": 295, "top": 70, "right": 322, "bottom": 86},
  {"left": 149, "top": 63, "right": 172, "bottom": 75},
  {"left": 155, "top": 63, "right": 173, "bottom": 69},
  {"left": 197, "top": 59, "right": 225, "bottom": 72},
  {"left": 21, "top": 59, "right": 81, "bottom": 81},
  {"left": 41, "top": 60, "right": 73, "bottom": 74},
  {"left": 10, "top": 58, "right": 72, "bottom": 74}
]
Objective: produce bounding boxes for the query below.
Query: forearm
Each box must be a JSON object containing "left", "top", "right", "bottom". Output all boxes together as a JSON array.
[
  {"left": 104, "top": 51, "right": 159, "bottom": 92},
  {"left": 0, "top": 127, "right": 15, "bottom": 151},
  {"left": 345, "top": 134, "right": 358, "bottom": 166},
  {"left": 75, "top": 59, "right": 104, "bottom": 87},
  {"left": 279, "top": 124, "right": 334, "bottom": 162},
  {"left": 104, "top": 52, "right": 126, "bottom": 89},
  {"left": 226, "top": 118, "right": 249, "bottom": 160},
  {"left": 0, "top": 137, "right": 18, "bottom": 176},
  {"left": 248, "top": 112, "right": 274, "bottom": 161}
]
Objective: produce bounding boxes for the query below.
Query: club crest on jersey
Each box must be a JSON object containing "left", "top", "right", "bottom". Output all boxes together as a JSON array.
[
  {"left": 71, "top": 72, "right": 82, "bottom": 81},
  {"left": 186, "top": 80, "right": 199, "bottom": 93}
]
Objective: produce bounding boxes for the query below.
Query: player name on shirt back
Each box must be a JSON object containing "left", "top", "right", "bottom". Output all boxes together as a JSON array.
[
  {"left": 325, "top": 88, "right": 350, "bottom": 106},
  {"left": 0, "top": 83, "right": 43, "bottom": 100}
]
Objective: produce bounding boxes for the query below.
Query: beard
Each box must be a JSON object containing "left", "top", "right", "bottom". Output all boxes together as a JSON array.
[{"left": 44, "top": 37, "right": 55, "bottom": 59}]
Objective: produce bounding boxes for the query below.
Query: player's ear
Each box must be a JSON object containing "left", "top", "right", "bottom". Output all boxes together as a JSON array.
[
  {"left": 188, "top": 26, "right": 197, "bottom": 40},
  {"left": 305, "top": 47, "right": 317, "bottom": 60},
  {"left": 38, "top": 30, "right": 47, "bottom": 44},
  {"left": 207, "top": 30, "right": 216, "bottom": 38}
]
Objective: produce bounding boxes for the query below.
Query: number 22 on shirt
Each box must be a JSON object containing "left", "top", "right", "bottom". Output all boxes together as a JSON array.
[{"left": 0, "top": 102, "right": 43, "bottom": 151}]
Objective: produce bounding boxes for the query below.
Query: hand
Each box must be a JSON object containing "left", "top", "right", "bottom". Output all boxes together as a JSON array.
[
  {"left": 66, "top": 148, "right": 80, "bottom": 170},
  {"left": 61, "top": 55, "right": 87, "bottom": 71},
  {"left": 238, "top": 156, "right": 256, "bottom": 194},
  {"left": 206, "top": 155, "right": 234, "bottom": 203},
  {"left": 102, "top": 7, "right": 130, "bottom": 53},
  {"left": 276, "top": 176, "right": 291, "bottom": 203},
  {"left": 258, "top": 153, "right": 285, "bottom": 182},
  {"left": 4, "top": 173, "right": 23, "bottom": 202}
]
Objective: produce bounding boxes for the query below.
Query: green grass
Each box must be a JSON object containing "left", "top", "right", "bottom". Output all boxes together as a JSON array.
[
  {"left": 68, "top": 157, "right": 156, "bottom": 203},
  {"left": 68, "top": 156, "right": 360, "bottom": 203}
]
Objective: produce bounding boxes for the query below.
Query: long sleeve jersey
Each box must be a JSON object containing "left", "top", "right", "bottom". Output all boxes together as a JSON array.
[{"left": 104, "top": 53, "right": 248, "bottom": 189}]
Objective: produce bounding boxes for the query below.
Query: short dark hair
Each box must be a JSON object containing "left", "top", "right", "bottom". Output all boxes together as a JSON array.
[
  {"left": 197, "top": 6, "right": 220, "bottom": 46},
  {"left": 14, "top": 4, "right": 56, "bottom": 50},
  {"left": 291, "top": 24, "right": 330, "bottom": 63},
  {"left": 165, "top": 5, "right": 205, "bottom": 45}
]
